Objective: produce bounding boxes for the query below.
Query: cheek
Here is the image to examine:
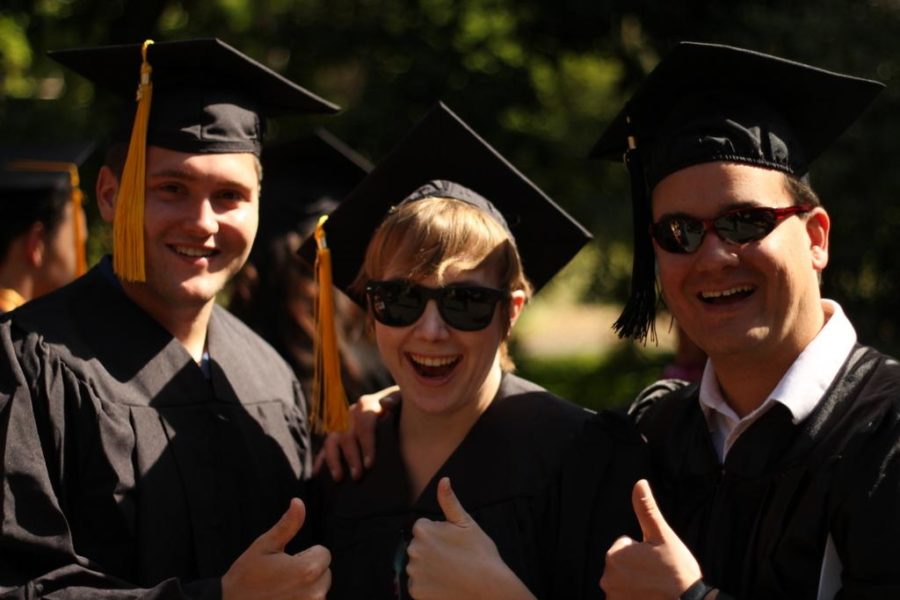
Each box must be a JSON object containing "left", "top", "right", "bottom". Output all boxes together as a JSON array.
[{"left": 226, "top": 205, "right": 259, "bottom": 245}]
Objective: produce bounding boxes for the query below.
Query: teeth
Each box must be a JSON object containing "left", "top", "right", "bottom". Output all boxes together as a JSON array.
[
  {"left": 409, "top": 353, "right": 458, "bottom": 367},
  {"left": 700, "top": 285, "right": 753, "bottom": 300},
  {"left": 173, "top": 246, "right": 215, "bottom": 258}
]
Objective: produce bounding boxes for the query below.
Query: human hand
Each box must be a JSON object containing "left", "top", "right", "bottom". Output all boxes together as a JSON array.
[
  {"left": 600, "top": 479, "right": 705, "bottom": 600},
  {"left": 314, "top": 384, "right": 400, "bottom": 481},
  {"left": 406, "top": 477, "right": 536, "bottom": 600},
  {"left": 222, "top": 498, "right": 331, "bottom": 600}
]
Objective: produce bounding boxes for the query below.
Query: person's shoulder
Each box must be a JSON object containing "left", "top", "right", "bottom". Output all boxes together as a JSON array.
[
  {"left": 497, "top": 372, "right": 594, "bottom": 428},
  {"left": 3, "top": 272, "right": 101, "bottom": 355},
  {"left": 628, "top": 377, "right": 699, "bottom": 424}
]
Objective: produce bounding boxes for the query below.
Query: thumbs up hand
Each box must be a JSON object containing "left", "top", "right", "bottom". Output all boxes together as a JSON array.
[
  {"left": 222, "top": 498, "right": 332, "bottom": 600},
  {"left": 405, "top": 477, "right": 536, "bottom": 600},
  {"left": 600, "top": 480, "right": 706, "bottom": 600}
]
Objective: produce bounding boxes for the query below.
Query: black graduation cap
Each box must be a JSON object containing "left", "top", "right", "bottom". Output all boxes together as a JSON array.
[
  {"left": 256, "top": 128, "right": 372, "bottom": 249},
  {"left": 589, "top": 41, "right": 884, "bottom": 342},
  {"left": 299, "top": 102, "right": 593, "bottom": 303},
  {"left": 47, "top": 38, "right": 340, "bottom": 282},
  {"left": 1, "top": 141, "right": 97, "bottom": 275},
  {"left": 49, "top": 38, "right": 339, "bottom": 155}
]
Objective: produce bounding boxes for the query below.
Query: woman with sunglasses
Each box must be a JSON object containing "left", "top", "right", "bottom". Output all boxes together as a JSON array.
[{"left": 305, "top": 104, "right": 647, "bottom": 599}]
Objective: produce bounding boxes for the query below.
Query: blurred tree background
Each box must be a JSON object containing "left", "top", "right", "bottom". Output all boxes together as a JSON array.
[{"left": 2, "top": 0, "right": 898, "bottom": 408}]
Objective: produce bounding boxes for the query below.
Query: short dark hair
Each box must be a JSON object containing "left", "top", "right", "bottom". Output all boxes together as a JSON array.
[
  {"left": 784, "top": 174, "right": 822, "bottom": 208},
  {"left": 0, "top": 186, "right": 70, "bottom": 262}
]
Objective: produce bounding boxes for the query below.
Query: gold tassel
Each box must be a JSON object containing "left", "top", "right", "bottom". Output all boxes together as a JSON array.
[
  {"left": 113, "top": 39, "right": 155, "bottom": 282},
  {"left": 8, "top": 160, "right": 88, "bottom": 276},
  {"left": 311, "top": 215, "right": 350, "bottom": 433}
]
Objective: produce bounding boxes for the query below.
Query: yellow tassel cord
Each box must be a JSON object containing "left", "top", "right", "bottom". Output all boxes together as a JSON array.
[
  {"left": 113, "top": 39, "right": 155, "bottom": 282},
  {"left": 8, "top": 160, "right": 88, "bottom": 276},
  {"left": 311, "top": 215, "right": 350, "bottom": 433}
]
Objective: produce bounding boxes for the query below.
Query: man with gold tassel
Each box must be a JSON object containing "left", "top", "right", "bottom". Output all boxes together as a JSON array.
[
  {"left": 0, "top": 143, "right": 92, "bottom": 314},
  {"left": 0, "top": 39, "right": 339, "bottom": 598}
]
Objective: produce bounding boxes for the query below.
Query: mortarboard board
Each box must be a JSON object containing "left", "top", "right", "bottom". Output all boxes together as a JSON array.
[
  {"left": 300, "top": 101, "right": 593, "bottom": 303},
  {"left": 589, "top": 41, "right": 884, "bottom": 342},
  {"left": 255, "top": 128, "right": 372, "bottom": 253},
  {"left": 1, "top": 141, "right": 96, "bottom": 276},
  {"left": 48, "top": 38, "right": 340, "bottom": 281}
]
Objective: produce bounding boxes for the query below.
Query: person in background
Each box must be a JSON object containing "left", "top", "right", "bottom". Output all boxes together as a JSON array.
[
  {"left": 590, "top": 41, "right": 899, "bottom": 599},
  {"left": 0, "top": 38, "right": 338, "bottom": 598},
  {"left": 229, "top": 129, "right": 392, "bottom": 402},
  {"left": 305, "top": 102, "right": 647, "bottom": 600},
  {"left": 0, "top": 142, "right": 92, "bottom": 313}
]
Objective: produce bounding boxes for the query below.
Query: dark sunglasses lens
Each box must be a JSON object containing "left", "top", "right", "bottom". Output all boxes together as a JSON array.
[
  {"left": 653, "top": 217, "right": 706, "bottom": 253},
  {"left": 716, "top": 209, "right": 776, "bottom": 244},
  {"left": 369, "top": 282, "right": 425, "bottom": 326},
  {"left": 439, "top": 287, "right": 500, "bottom": 331}
]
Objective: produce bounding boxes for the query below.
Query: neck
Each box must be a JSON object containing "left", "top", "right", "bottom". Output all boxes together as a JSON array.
[
  {"left": 0, "top": 265, "right": 34, "bottom": 308},
  {"left": 399, "top": 362, "right": 503, "bottom": 499},
  {"left": 121, "top": 281, "right": 214, "bottom": 362},
  {"left": 712, "top": 301, "right": 830, "bottom": 418}
]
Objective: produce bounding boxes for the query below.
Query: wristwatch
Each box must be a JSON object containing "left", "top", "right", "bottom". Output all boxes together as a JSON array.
[{"left": 681, "top": 579, "right": 715, "bottom": 600}]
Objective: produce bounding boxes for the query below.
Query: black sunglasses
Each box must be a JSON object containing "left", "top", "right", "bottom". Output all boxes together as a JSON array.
[
  {"left": 365, "top": 280, "right": 507, "bottom": 331},
  {"left": 650, "top": 204, "right": 814, "bottom": 254}
]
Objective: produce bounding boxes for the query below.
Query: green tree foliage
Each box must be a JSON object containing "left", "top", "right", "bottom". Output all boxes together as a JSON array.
[{"left": 2, "top": 0, "right": 899, "bottom": 358}]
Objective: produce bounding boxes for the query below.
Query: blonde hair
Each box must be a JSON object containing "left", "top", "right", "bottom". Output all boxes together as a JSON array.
[{"left": 351, "top": 196, "right": 533, "bottom": 371}]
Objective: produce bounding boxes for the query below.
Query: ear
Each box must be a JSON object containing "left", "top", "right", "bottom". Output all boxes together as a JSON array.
[
  {"left": 507, "top": 290, "right": 527, "bottom": 328},
  {"left": 806, "top": 207, "right": 830, "bottom": 272},
  {"left": 96, "top": 165, "right": 119, "bottom": 223},
  {"left": 23, "top": 222, "right": 47, "bottom": 268}
]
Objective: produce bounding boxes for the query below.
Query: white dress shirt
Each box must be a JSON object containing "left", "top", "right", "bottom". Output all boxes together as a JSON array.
[{"left": 696, "top": 299, "right": 857, "bottom": 600}]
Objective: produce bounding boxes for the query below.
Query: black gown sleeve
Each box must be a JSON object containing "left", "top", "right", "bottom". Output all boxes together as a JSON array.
[
  {"left": 832, "top": 397, "right": 900, "bottom": 598},
  {"left": 547, "top": 409, "right": 649, "bottom": 600},
  {"left": 0, "top": 324, "right": 220, "bottom": 600}
]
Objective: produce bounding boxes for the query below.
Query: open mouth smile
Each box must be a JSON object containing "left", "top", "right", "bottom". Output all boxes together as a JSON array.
[
  {"left": 698, "top": 285, "right": 755, "bottom": 304},
  {"left": 170, "top": 245, "right": 219, "bottom": 259},
  {"left": 407, "top": 352, "right": 461, "bottom": 379}
]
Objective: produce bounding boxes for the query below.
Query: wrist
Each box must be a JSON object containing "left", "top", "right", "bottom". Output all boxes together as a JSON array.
[{"left": 680, "top": 579, "right": 715, "bottom": 600}]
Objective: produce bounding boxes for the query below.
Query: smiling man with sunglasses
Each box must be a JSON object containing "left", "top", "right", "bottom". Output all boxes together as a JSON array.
[{"left": 592, "top": 42, "right": 900, "bottom": 600}]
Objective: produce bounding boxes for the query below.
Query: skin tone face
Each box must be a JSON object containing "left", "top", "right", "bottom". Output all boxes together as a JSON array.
[
  {"left": 651, "top": 162, "right": 830, "bottom": 398},
  {"left": 373, "top": 262, "right": 526, "bottom": 423},
  {"left": 97, "top": 147, "right": 260, "bottom": 315},
  {"left": 32, "top": 201, "right": 81, "bottom": 298}
]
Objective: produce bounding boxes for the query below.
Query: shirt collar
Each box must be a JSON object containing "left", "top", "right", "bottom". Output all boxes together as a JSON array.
[{"left": 698, "top": 299, "right": 857, "bottom": 459}]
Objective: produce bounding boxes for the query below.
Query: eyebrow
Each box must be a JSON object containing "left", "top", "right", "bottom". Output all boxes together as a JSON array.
[
  {"left": 146, "top": 167, "right": 255, "bottom": 192},
  {"left": 657, "top": 200, "right": 765, "bottom": 219}
]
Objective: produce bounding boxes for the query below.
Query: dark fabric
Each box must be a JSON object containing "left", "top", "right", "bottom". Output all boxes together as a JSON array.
[
  {"left": 0, "top": 264, "right": 312, "bottom": 598},
  {"left": 297, "top": 103, "right": 593, "bottom": 300},
  {"left": 401, "top": 179, "right": 512, "bottom": 236},
  {"left": 48, "top": 39, "right": 338, "bottom": 156},
  {"left": 314, "top": 374, "right": 648, "bottom": 600},
  {"left": 632, "top": 345, "right": 900, "bottom": 599}
]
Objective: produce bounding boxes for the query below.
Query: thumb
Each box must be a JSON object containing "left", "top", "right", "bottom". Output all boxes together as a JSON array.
[
  {"left": 256, "top": 497, "right": 307, "bottom": 553},
  {"left": 437, "top": 477, "right": 474, "bottom": 527},
  {"left": 632, "top": 479, "right": 672, "bottom": 544}
]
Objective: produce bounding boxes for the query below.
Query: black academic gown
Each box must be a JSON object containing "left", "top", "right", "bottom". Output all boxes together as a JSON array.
[
  {"left": 316, "top": 374, "right": 647, "bottom": 600},
  {"left": 0, "top": 260, "right": 312, "bottom": 598},
  {"left": 632, "top": 345, "right": 900, "bottom": 599}
]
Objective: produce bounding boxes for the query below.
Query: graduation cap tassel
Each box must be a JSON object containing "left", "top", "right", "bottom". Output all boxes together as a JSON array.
[
  {"left": 8, "top": 160, "right": 88, "bottom": 276},
  {"left": 311, "top": 215, "right": 350, "bottom": 434},
  {"left": 612, "top": 116, "right": 658, "bottom": 343},
  {"left": 113, "top": 39, "right": 154, "bottom": 282}
]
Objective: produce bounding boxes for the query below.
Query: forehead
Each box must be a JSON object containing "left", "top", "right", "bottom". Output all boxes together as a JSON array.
[
  {"left": 651, "top": 161, "right": 791, "bottom": 217},
  {"left": 145, "top": 146, "right": 259, "bottom": 182}
]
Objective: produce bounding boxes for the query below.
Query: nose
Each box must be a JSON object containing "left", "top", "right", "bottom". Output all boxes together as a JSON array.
[
  {"left": 693, "top": 227, "right": 740, "bottom": 269},
  {"left": 413, "top": 299, "right": 450, "bottom": 340},
  {"left": 183, "top": 197, "right": 219, "bottom": 237}
]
